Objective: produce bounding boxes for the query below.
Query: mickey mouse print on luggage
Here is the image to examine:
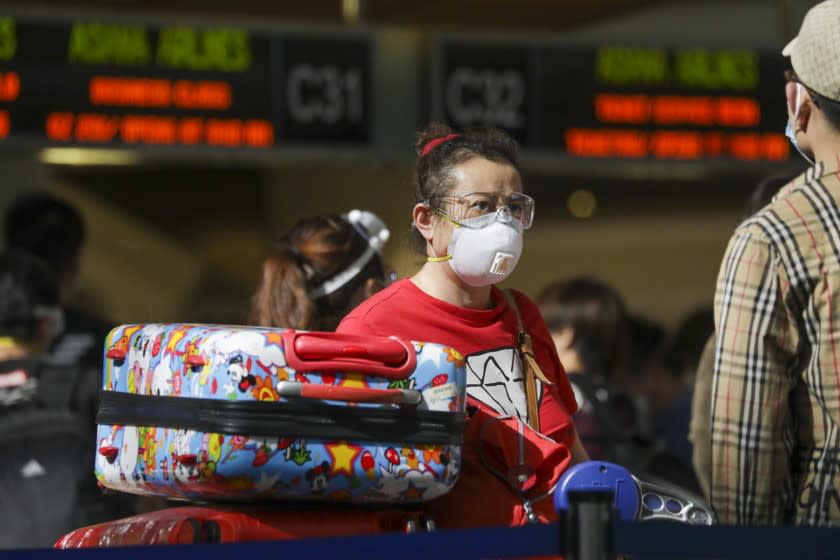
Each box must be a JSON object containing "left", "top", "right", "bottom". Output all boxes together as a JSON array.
[{"left": 95, "top": 324, "right": 466, "bottom": 504}]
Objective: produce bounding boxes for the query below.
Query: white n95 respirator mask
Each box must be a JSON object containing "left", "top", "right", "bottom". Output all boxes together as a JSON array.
[{"left": 431, "top": 206, "right": 524, "bottom": 287}]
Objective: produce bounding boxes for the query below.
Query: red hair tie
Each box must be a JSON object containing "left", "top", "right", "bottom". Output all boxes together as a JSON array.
[{"left": 420, "top": 133, "right": 461, "bottom": 157}]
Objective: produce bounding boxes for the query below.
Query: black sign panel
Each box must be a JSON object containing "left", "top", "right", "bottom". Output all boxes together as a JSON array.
[
  {"left": 0, "top": 16, "right": 372, "bottom": 149},
  {"left": 436, "top": 44, "right": 531, "bottom": 144},
  {"left": 434, "top": 38, "right": 790, "bottom": 163},
  {"left": 277, "top": 36, "right": 371, "bottom": 144}
]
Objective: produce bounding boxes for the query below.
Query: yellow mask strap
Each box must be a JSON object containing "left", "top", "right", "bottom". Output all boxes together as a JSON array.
[
  {"left": 426, "top": 207, "right": 460, "bottom": 263},
  {"left": 433, "top": 208, "right": 463, "bottom": 229}
]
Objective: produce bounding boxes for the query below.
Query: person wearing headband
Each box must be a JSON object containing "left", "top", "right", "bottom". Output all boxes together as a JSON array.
[
  {"left": 249, "top": 210, "right": 392, "bottom": 331},
  {"left": 0, "top": 250, "right": 103, "bottom": 546},
  {"left": 337, "top": 122, "right": 588, "bottom": 529}
]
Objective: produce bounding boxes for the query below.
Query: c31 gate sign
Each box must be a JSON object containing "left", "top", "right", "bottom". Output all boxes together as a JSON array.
[{"left": 0, "top": 17, "right": 372, "bottom": 150}]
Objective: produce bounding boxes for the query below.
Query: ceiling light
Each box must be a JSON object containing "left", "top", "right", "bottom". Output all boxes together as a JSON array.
[
  {"left": 567, "top": 189, "right": 597, "bottom": 219},
  {"left": 39, "top": 147, "right": 141, "bottom": 166}
]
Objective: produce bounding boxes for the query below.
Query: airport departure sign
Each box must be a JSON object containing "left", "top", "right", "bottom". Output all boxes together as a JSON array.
[
  {"left": 0, "top": 17, "right": 372, "bottom": 149},
  {"left": 434, "top": 40, "right": 791, "bottom": 162}
]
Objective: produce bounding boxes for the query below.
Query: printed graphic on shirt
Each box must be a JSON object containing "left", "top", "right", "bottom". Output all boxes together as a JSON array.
[{"left": 465, "top": 346, "right": 542, "bottom": 423}]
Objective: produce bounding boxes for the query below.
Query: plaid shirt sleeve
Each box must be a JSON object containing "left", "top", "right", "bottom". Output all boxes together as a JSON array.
[{"left": 711, "top": 226, "right": 797, "bottom": 525}]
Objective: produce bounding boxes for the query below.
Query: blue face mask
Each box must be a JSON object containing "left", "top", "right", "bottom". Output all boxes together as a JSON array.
[{"left": 786, "top": 83, "right": 815, "bottom": 165}]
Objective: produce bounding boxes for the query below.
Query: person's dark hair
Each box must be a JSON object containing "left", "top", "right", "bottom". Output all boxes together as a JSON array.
[
  {"left": 744, "top": 173, "right": 796, "bottom": 218},
  {"left": 249, "top": 213, "right": 386, "bottom": 331},
  {"left": 411, "top": 122, "right": 520, "bottom": 253},
  {"left": 661, "top": 307, "right": 715, "bottom": 381},
  {"left": 0, "top": 250, "right": 60, "bottom": 341},
  {"left": 4, "top": 194, "right": 85, "bottom": 285},
  {"left": 813, "top": 91, "right": 840, "bottom": 133},
  {"left": 537, "top": 276, "right": 630, "bottom": 380},
  {"left": 624, "top": 314, "right": 666, "bottom": 382}
]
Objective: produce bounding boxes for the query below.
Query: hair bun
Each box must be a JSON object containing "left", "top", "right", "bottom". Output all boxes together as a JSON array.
[
  {"left": 420, "top": 134, "right": 461, "bottom": 157},
  {"left": 415, "top": 122, "right": 456, "bottom": 155}
]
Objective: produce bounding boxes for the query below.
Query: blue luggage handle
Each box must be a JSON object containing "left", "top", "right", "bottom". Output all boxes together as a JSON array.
[{"left": 554, "top": 461, "right": 715, "bottom": 525}]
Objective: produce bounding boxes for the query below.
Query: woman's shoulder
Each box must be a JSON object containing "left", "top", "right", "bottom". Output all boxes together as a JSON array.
[{"left": 337, "top": 279, "right": 416, "bottom": 332}]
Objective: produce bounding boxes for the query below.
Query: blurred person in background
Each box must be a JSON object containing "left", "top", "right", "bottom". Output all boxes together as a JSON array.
[
  {"left": 641, "top": 307, "right": 713, "bottom": 495},
  {"left": 249, "top": 209, "right": 391, "bottom": 331},
  {"left": 3, "top": 196, "right": 137, "bottom": 524},
  {"left": 650, "top": 307, "right": 713, "bottom": 466},
  {"left": 711, "top": 0, "right": 840, "bottom": 525},
  {"left": 537, "top": 276, "right": 649, "bottom": 472},
  {"left": 0, "top": 250, "right": 99, "bottom": 547},
  {"left": 690, "top": 172, "right": 796, "bottom": 500},
  {"left": 623, "top": 315, "right": 666, "bottom": 404},
  {"left": 613, "top": 314, "right": 667, "bottom": 447},
  {"left": 4, "top": 193, "right": 113, "bottom": 372}
]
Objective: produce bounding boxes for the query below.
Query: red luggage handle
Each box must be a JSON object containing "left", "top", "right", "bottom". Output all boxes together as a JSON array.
[
  {"left": 276, "top": 381, "right": 422, "bottom": 406},
  {"left": 282, "top": 331, "right": 416, "bottom": 380}
]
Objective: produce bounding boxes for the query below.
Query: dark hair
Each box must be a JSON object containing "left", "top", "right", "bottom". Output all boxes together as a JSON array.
[
  {"left": 813, "top": 91, "right": 840, "bottom": 133},
  {"left": 249, "top": 214, "right": 386, "bottom": 331},
  {"left": 537, "top": 276, "right": 630, "bottom": 380},
  {"left": 0, "top": 250, "right": 60, "bottom": 341},
  {"left": 411, "top": 122, "right": 520, "bottom": 253},
  {"left": 626, "top": 314, "right": 666, "bottom": 380},
  {"left": 660, "top": 307, "right": 714, "bottom": 381},
  {"left": 744, "top": 173, "right": 795, "bottom": 218},
  {"left": 4, "top": 194, "right": 85, "bottom": 284}
]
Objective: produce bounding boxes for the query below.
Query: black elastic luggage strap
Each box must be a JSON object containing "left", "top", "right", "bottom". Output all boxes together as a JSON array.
[{"left": 97, "top": 391, "right": 465, "bottom": 446}]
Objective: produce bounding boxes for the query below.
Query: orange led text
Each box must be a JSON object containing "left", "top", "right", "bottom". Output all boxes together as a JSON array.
[
  {"left": 565, "top": 128, "right": 789, "bottom": 161},
  {"left": 45, "top": 111, "right": 274, "bottom": 147},
  {"left": 595, "top": 93, "right": 760, "bottom": 127},
  {"left": 90, "top": 76, "right": 232, "bottom": 110}
]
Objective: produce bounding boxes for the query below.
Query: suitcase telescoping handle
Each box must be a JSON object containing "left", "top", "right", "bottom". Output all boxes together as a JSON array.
[
  {"left": 275, "top": 381, "right": 422, "bottom": 406},
  {"left": 282, "top": 331, "right": 416, "bottom": 380}
]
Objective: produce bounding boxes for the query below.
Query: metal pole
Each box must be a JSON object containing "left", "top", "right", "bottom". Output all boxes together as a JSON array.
[{"left": 565, "top": 490, "right": 615, "bottom": 560}]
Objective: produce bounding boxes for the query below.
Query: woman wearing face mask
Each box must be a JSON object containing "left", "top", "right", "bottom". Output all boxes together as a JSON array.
[{"left": 337, "top": 123, "right": 589, "bottom": 528}]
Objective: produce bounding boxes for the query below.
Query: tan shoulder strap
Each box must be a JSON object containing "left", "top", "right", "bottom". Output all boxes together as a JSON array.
[{"left": 502, "top": 289, "right": 553, "bottom": 433}]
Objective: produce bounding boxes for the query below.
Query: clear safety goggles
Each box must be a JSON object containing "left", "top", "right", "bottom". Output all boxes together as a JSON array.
[{"left": 429, "top": 191, "right": 535, "bottom": 230}]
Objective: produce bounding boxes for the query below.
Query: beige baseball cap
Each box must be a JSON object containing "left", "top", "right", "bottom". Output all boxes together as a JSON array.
[{"left": 782, "top": 0, "right": 840, "bottom": 102}]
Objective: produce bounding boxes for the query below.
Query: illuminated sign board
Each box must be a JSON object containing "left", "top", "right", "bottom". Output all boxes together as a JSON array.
[
  {"left": 433, "top": 40, "right": 790, "bottom": 162},
  {"left": 0, "top": 17, "right": 372, "bottom": 149}
]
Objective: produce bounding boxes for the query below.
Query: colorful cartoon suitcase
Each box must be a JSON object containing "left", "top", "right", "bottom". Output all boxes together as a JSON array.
[
  {"left": 56, "top": 504, "right": 431, "bottom": 548},
  {"left": 95, "top": 324, "right": 467, "bottom": 504}
]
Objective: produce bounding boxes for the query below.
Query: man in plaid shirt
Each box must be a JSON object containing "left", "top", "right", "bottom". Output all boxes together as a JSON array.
[{"left": 711, "top": 0, "right": 840, "bottom": 525}]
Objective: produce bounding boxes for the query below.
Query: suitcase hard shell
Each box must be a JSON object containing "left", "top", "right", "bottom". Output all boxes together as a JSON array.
[
  {"left": 95, "top": 324, "right": 466, "bottom": 504},
  {"left": 55, "top": 505, "right": 429, "bottom": 548}
]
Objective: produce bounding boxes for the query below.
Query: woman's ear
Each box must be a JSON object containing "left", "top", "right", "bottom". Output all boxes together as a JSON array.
[{"left": 412, "top": 203, "right": 435, "bottom": 241}]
